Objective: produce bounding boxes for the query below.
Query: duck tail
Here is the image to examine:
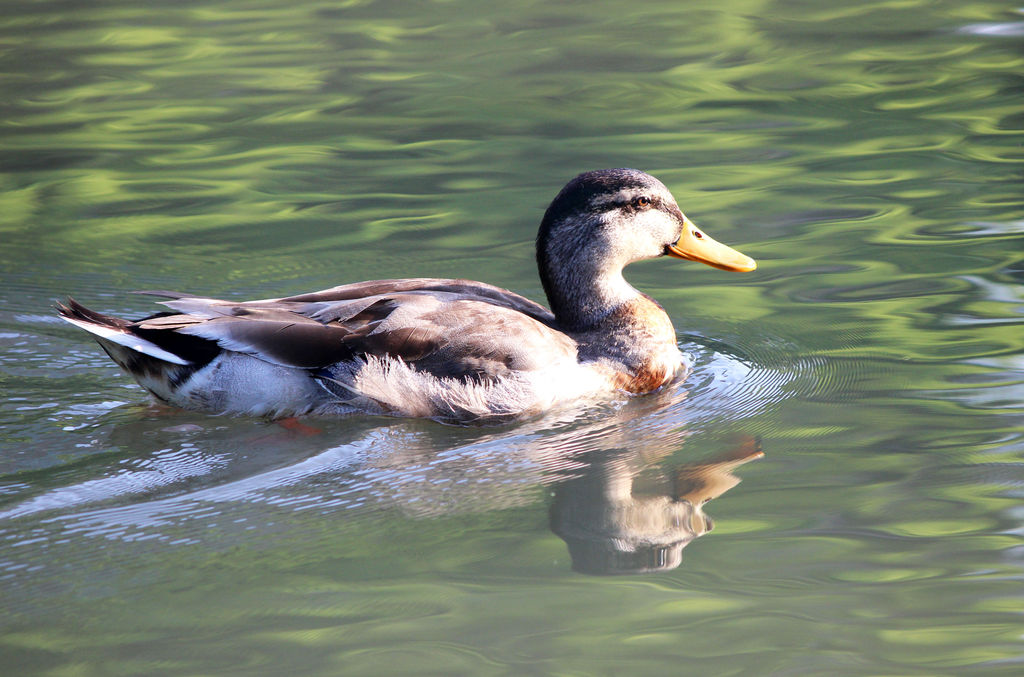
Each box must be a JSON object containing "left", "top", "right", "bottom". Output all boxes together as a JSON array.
[{"left": 56, "top": 298, "right": 191, "bottom": 366}]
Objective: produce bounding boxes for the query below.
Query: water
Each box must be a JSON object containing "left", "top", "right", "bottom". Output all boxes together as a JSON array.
[{"left": 2, "top": 0, "right": 1023, "bottom": 673}]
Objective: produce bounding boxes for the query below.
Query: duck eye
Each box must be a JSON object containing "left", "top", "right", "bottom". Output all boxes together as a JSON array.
[{"left": 633, "top": 196, "right": 651, "bottom": 208}]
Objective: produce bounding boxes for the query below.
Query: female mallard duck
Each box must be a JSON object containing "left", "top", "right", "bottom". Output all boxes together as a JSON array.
[{"left": 58, "top": 169, "right": 755, "bottom": 423}]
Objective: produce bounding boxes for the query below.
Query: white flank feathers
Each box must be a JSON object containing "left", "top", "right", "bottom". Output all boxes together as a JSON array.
[{"left": 59, "top": 316, "right": 191, "bottom": 365}]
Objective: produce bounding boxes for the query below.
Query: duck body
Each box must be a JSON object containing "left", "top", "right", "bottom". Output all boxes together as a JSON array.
[{"left": 58, "top": 169, "right": 755, "bottom": 423}]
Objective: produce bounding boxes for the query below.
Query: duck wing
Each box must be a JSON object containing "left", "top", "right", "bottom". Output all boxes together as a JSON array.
[
  {"left": 271, "top": 278, "right": 556, "bottom": 326},
  {"left": 135, "top": 278, "right": 574, "bottom": 381}
]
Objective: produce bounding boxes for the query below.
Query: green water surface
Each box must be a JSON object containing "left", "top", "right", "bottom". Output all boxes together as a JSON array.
[{"left": 2, "top": 0, "right": 1023, "bottom": 674}]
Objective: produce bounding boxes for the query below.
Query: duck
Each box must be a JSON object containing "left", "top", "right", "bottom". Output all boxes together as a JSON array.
[{"left": 57, "top": 168, "right": 756, "bottom": 423}]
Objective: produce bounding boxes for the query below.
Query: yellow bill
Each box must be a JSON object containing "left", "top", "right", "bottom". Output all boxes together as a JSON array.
[{"left": 666, "top": 217, "right": 756, "bottom": 272}]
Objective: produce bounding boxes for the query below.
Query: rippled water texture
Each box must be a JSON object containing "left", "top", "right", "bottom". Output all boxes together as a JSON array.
[{"left": 2, "top": 0, "right": 1023, "bottom": 674}]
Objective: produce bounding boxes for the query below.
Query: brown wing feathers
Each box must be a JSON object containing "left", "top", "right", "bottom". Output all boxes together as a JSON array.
[
  {"left": 131, "top": 292, "right": 488, "bottom": 373},
  {"left": 67, "top": 280, "right": 566, "bottom": 381}
]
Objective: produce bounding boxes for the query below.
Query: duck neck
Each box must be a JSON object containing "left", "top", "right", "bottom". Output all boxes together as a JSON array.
[
  {"left": 536, "top": 212, "right": 658, "bottom": 333},
  {"left": 541, "top": 265, "right": 641, "bottom": 332},
  {"left": 537, "top": 236, "right": 681, "bottom": 391}
]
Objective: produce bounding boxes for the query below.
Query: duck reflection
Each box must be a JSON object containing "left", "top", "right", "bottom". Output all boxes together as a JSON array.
[
  {"left": 550, "top": 439, "right": 762, "bottom": 575},
  {"left": 4, "top": 370, "right": 766, "bottom": 576}
]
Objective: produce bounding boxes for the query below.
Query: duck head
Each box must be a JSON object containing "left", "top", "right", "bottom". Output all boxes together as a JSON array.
[{"left": 536, "top": 168, "right": 756, "bottom": 328}]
